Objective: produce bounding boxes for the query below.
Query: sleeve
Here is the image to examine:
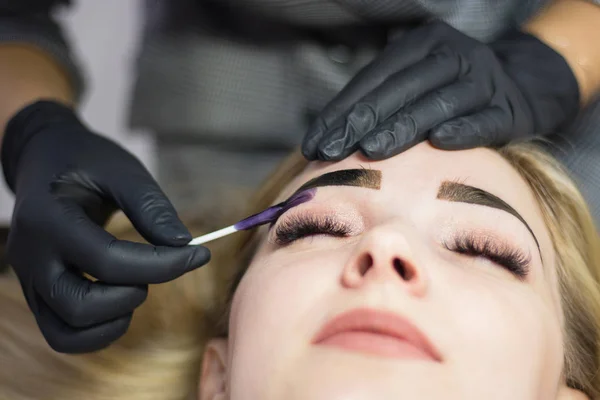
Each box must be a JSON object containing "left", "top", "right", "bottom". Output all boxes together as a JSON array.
[{"left": 0, "top": 0, "right": 85, "bottom": 100}]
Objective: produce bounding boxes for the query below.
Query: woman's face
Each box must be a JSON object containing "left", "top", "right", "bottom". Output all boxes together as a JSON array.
[{"left": 201, "top": 143, "right": 569, "bottom": 400}]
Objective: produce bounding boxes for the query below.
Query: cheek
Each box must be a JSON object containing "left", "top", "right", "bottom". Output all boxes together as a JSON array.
[
  {"left": 227, "top": 250, "right": 345, "bottom": 390},
  {"left": 437, "top": 268, "right": 564, "bottom": 394}
]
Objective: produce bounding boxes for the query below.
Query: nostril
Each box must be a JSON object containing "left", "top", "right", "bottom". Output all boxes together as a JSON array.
[
  {"left": 394, "top": 258, "right": 414, "bottom": 281},
  {"left": 358, "top": 254, "right": 373, "bottom": 277}
]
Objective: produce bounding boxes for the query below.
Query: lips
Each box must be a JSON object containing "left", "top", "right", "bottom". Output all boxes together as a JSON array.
[{"left": 312, "top": 308, "right": 441, "bottom": 362}]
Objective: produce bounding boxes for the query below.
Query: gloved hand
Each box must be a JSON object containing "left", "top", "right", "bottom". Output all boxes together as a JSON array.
[
  {"left": 1, "top": 100, "right": 210, "bottom": 353},
  {"left": 302, "top": 21, "right": 580, "bottom": 160}
]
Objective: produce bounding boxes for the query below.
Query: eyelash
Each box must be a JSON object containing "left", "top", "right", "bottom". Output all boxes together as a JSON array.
[
  {"left": 443, "top": 233, "right": 531, "bottom": 279},
  {"left": 274, "top": 214, "right": 352, "bottom": 245},
  {"left": 274, "top": 215, "right": 531, "bottom": 279}
]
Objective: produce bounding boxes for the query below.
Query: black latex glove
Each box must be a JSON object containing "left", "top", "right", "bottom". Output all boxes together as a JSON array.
[
  {"left": 1, "top": 101, "right": 210, "bottom": 353},
  {"left": 302, "top": 21, "right": 580, "bottom": 161}
]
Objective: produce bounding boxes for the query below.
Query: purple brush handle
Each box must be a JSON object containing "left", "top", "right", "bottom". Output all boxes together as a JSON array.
[{"left": 233, "top": 188, "right": 316, "bottom": 230}]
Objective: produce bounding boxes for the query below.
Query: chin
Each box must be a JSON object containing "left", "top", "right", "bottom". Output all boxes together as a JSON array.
[{"left": 235, "top": 351, "right": 454, "bottom": 400}]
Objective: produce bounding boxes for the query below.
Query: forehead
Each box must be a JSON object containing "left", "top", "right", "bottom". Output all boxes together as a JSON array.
[{"left": 278, "top": 143, "right": 554, "bottom": 262}]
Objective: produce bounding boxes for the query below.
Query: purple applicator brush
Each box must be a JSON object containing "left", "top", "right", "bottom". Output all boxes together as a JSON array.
[{"left": 188, "top": 188, "right": 317, "bottom": 245}]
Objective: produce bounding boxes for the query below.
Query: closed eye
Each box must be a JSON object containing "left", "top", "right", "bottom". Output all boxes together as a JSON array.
[
  {"left": 273, "top": 214, "right": 352, "bottom": 246},
  {"left": 443, "top": 232, "right": 531, "bottom": 280}
]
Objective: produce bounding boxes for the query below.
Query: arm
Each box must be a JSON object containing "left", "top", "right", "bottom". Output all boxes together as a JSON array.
[
  {"left": 0, "top": 0, "right": 81, "bottom": 148},
  {"left": 524, "top": 0, "right": 600, "bottom": 105},
  {"left": 0, "top": 44, "right": 74, "bottom": 142}
]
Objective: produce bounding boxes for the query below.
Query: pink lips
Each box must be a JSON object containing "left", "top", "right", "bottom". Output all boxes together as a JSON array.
[{"left": 312, "top": 308, "right": 441, "bottom": 362}]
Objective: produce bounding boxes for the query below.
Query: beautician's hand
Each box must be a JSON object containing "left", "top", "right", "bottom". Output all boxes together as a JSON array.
[
  {"left": 1, "top": 101, "right": 210, "bottom": 353},
  {"left": 302, "top": 21, "right": 580, "bottom": 160}
]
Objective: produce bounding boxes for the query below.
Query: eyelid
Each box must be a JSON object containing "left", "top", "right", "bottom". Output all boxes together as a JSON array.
[
  {"left": 438, "top": 205, "right": 542, "bottom": 264},
  {"left": 438, "top": 225, "right": 534, "bottom": 260},
  {"left": 442, "top": 229, "right": 532, "bottom": 278}
]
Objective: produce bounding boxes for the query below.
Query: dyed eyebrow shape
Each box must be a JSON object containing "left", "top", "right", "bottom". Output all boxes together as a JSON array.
[
  {"left": 294, "top": 169, "right": 382, "bottom": 194},
  {"left": 437, "top": 181, "right": 541, "bottom": 255}
]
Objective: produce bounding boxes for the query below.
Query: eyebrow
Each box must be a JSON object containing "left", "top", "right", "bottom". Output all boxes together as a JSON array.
[
  {"left": 294, "top": 169, "right": 382, "bottom": 194},
  {"left": 437, "top": 181, "right": 541, "bottom": 255}
]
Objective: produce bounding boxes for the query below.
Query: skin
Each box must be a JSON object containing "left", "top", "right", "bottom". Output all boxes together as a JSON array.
[
  {"left": 524, "top": 0, "right": 600, "bottom": 105},
  {"left": 0, "top": 44, "right": 74, "bottom": 147},
  {"left": 199, "top": 143, "right": 588, "bottom": 399}
]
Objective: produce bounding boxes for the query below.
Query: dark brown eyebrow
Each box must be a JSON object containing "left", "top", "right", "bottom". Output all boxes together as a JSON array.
[
  {"left": 294, "top": 169, "right": 381, "bottom": 194},
  {"left": 437, "top": 180, "right": 541, "bottom": 256}
]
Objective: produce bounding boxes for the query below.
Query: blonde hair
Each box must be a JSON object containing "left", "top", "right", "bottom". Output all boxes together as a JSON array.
[{"left": 1, "top": 142, "right": 599, "bottom": 399}]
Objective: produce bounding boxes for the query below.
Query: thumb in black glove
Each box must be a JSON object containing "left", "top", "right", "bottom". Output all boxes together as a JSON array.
[
  {"left": 1, "top": 100, "right": 210, "bottom": 353},
  {"left": 302, "top": 21, "right": 580, "bottom": 161}
]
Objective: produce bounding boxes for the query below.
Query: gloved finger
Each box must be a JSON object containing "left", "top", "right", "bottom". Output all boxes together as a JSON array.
[
  {"left": 35, "top": 293, "right": 132, "bottom": 353},
  {"left": 315, "top": 49, "right": 461, "bottom": 161},
  {"left": 429, "top": 106, "right": 508, "bottom": 150},
  {"left": 109, "top": 168, "right": 192, "bottom": 247},
  {"left": 302, "top": 26, "right": 448, "bottom": 160},
  {"left": 35, "top": 259, "right": 147, "bottom": 328},
  {"left": 56, "top": 202, "right": 211, "bottom": 284},
  {"left": 359, "top": 79, "right": 489, "bottom": 159},
  {"left": 358, "top": 115, "right": 429, "bottom": 160}
]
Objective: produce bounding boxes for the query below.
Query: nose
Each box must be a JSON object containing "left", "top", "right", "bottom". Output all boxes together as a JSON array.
[{"left": 341, "top": 224, "right": 428, "bottom": 297}]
